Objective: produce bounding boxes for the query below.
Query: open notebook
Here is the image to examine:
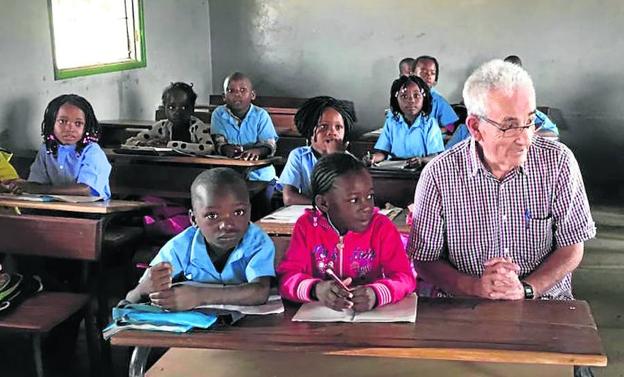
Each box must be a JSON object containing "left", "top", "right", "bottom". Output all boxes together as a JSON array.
[
  {"left": 292, "top": 293, "right": 417, "bottom": 323},
  {"left": 370, "top": 160, "right": 420, "bottom": 171},
  {"left": 0, "top": 193, "right": 103, "bottom": 203}
]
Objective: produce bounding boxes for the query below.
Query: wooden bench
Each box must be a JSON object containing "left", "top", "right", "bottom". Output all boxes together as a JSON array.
[{"left": 0, "top": 290, "right": 93, "bottom": 377}]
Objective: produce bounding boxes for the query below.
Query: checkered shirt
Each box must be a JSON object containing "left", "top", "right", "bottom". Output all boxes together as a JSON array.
[{"left": 408, "top": 137, "right": 596, "bottom": 299}]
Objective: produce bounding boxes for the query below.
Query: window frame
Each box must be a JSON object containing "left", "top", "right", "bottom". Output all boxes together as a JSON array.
[{"left": 48, "top": 0, "right": 147, "bottom": 80}]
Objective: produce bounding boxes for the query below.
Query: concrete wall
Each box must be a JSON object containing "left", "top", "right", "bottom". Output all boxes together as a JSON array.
[
  {"left": 209, "top": 0, "right": 624, "bottom": 191},
  {"left": 0, "top": 0, "right": 213, "bottom": 152}
]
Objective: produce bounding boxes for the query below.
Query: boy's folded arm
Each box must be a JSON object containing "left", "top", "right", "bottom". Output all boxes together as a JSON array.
[{"left": 193, "top": 276, "right": 272, "bottom": 306}]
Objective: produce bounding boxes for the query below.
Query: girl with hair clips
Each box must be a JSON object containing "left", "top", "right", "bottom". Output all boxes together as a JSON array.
[
  {"left": 278, "top": 96, "right": 356, "bottom": 205},
  {"left": 277, "top": 153, "right": 415, "bottom": 312},
  {"left": 411, "top": 55, "right": 459, "bottom": 134},
  {"left": 367, "top": 75, "right": 444, "bottom": 168},
  {"left": 2, "top": 94, "right": 111, "bottom": 199},
  {"left": 124, "top": 82, "right": 214, "bottom": 155}
]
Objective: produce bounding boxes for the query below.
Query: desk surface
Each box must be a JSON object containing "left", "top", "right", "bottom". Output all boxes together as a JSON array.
[
  {"left": 105, "top": 148, "right": 283, "bottom": 168},
  {"left": 0, "top": 198, "right": 154, "bottom": 214},
  {"left": 111, "top": 298, "right": 606, "bottom": 367}
]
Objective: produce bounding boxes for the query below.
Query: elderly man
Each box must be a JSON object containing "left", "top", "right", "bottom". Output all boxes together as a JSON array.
[{"left": 408, "top": 60, "right": 595, "bottom": 301}]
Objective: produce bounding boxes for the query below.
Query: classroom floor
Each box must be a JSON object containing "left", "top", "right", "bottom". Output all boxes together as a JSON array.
[{"left": 1, "top": 204, "right": 623, "bottom": 377}]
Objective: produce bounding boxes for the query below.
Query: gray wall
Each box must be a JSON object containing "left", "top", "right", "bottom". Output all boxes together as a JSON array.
[
  {"left": 209, "top": 0, "right": 624, "bottom": 192},
  {"left": 0, "top": 0, "right": 213, "bottom": 152}
]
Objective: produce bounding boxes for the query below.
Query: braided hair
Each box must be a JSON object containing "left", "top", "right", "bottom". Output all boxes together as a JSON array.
[
  {"left": 41, "top": 94, "right": 99, "bottom": 157},
  {"left": 389, "top": 75, "right": 432, "bottom": 118},
  {"left": 162, "top": 82, "right": 197, "bottom": 106},
  {"left": 294, "top": 96, "right": 357, "bottom": 143},
  {"left": 310, "top": 152, "right": 367, "bottom": 209},
  {"left": 412, "top": 55, "right": 440, "bottom": 82}
]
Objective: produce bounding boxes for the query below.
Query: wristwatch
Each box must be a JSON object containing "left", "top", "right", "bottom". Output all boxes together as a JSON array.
[{"left": 522, "top": 281, "right": 535, "bottom": 299}]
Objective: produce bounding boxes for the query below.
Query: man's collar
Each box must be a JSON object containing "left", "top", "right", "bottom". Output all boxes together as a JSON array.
[{"left": 466, "top": 138, "right": 530, "bottom": 179}]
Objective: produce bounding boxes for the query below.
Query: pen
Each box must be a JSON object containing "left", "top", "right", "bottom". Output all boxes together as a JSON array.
[
  {"left": 136, "top": 262, "right": 150, "bottom": 270},
  {"left": 524, "top": 208, "right": 531, "bottom": 229},
  {"left": 325, "top": 267, "right": 352, "bottom": 292}
]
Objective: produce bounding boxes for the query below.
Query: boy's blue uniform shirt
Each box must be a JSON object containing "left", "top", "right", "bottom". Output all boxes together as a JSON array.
[
  {"left": 211, "top": 104, "right": 278, "bottom": 182},
  {"left": 147, "top": 223, "right": 276, "bottom": 284},
  {"left": 28, "top": 143, "right": 112, "bottom": 199},
  {"left": 277, "top": 146, "right": 317, "bottom": 197},
  {"left": 430, "top": 88, "right": 459, "bottom": 127},
  {"left": 445, "top": 123, "right": 471, "bottom": 150},
  {"left": 535, "top": 109, "right": 559, "bottom": 135},
  {"left": 374, "top": 112, "right": 445, "bottom": 159}
]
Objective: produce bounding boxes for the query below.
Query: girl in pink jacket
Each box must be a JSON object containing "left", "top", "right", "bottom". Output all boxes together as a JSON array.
[{"left": 277, "top": 153, "right": 415, "bottom": 312}]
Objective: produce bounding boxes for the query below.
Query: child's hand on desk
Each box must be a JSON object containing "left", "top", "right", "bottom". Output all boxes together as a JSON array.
[
  {"left": 221, "top": 144, "right": 244, "bottom": 158},
  {"left": 405, "top": 157, "right": 424, "bottom": 169},
  {"left": 314, "top": 278, "right": 354, "bottom": 312},
  {"left": 350, "top": 286, "right": 376, "bottom": 312},
  {"left": 239, "top": 148, "right": 264, "bottom": 161},
  {"left": 142, "top": 262, "right": 172, "bottom": 294},
  {"left": 1, "top": 178, "right": 26, "bottom": 194},
  {"left": 149, "top": 285, "right": 200, "bottom": 311}
]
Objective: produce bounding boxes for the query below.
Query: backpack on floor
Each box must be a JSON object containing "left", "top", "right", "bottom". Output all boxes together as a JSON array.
[{"left": 0, "top": 272, "right": 44, "bottom": 314}]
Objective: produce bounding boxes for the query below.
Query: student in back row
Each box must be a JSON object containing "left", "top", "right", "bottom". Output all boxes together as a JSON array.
[
  {"left": 126, "top": 168, "right": 275, "bottom": 309},
  {"left": 398, "top": 57, "right": 415, "bottom": 77},
  {"left": 211, "top": 72, "right": 279, "bottom": 182},
  {"left": 279, "top": 96, "right": 356, "bottom": 205},
  {"left": 1, "top": 94, "right": 111, "bottom": 199},
  {"left": 445, "top": 55, "right": 560, "bottom": 149},
  {"left": 278, "top": 153, "right": 415, "bottom": 312},
  {"left": 125, "top": 82, "right": 214, "bottom": 155},
  {"left": 367, "top": 75, "right": 444, "bottom": 167},
  {"left": 411, "top": 56, "right": 459, "bottom": 134}
]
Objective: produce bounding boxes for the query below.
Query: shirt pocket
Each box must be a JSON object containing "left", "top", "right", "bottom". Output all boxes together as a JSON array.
[{"left": 525, "top": 216, "right": 554, "bottom": 263}]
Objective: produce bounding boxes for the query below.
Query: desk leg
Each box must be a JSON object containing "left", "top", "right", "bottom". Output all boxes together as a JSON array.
[{"left": 129, "top": 346, "right": 151, "bottom": 377}]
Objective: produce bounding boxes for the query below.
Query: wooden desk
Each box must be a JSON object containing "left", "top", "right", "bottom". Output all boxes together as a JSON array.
[
  {"left": 0, "top": 198, "right": 154, "bottom": 215},
  {"left": 111, "top": 298, "right": 606, "bottom": 377},
  {"left": 99, "top": 119, "right": 154, "bottom": 148},
  {"left": 105, "top": 148, "right": 282, "bottom": 199},
  {"left": 0, "top": 198, "right": 154, "bottom": 375},
  {"left": 369, "top": 167, "right": 421, "bottom": 208}
]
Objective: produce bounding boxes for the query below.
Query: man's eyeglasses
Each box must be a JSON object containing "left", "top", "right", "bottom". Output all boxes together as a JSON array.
[{"left": 477, "top": 114, "right": 540, "bottom": 138}]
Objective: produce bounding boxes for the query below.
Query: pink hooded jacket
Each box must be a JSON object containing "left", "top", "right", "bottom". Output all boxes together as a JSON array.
[{"left": 277, "top": 208, "right": 416, "bottom": 307}]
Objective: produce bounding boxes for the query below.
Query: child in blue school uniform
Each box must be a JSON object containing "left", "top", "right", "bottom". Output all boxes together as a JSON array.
[
  {"left": 278, "top": 96, "right": 356, "bottom": 205},
  {"left": 411, "top": 56, "right": 459, "bottom": 134},
  {"left": 210, "top": 72, "right": 279, "bottom": 183},
  {"left": 368, "top": 75, "right": 444, "bottom": 168},
  {"left": 1, "top": 94, "right": 111, "bottom": 199},
  {"left": 125, "top": 168, "right": 275, "bottom": 309},
  {"left": 503, "top": 55, "right": 560, "bottom": 138}
]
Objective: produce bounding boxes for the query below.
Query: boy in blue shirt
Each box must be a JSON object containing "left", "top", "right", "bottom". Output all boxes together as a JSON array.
[
  {"left": 411, "top": 56, "right": 459, "bottom": 134},
  {"left": 126, "top": 168, "right": 275, "bottom": 310},
  {"left": 211, "top": 73, "right": 278, "bottom": 182}
]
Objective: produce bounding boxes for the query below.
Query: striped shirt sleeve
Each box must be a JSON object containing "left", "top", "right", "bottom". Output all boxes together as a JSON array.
[{"left": 552, "top": 146, "right": 596, "bottom": 248}]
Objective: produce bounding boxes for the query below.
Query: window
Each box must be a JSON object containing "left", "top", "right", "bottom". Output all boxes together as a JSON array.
[{"left": 48, "top": 0, "right": 146, "bottom": 80}]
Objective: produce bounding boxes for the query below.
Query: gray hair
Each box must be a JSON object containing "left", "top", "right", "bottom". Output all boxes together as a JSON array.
[{"left": 462, "top": 59, "right": 535, "bottom": 116}]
